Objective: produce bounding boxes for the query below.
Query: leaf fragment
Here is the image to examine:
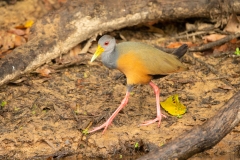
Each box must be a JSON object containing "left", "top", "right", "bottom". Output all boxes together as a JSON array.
[{"left": 160, "top": 94, "right": 187, "bottom": 116}]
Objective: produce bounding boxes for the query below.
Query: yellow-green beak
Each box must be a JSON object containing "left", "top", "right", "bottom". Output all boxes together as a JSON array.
[{"left": 90, "top": 45, "right": 104, "bottom": 62}]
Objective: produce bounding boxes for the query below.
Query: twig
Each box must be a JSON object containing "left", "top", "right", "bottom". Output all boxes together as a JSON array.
[
  {"left": 42, "top": 139, "right": 58, "bottom": 151},
  {"left": 80, "top": 35, "right": 97, "bottom": 54},
  {"left": 213, "top": 29, "right": 231, "bottom": 35},
  {"left": 189, "top": 33, "right": 240, "bottom": 52},
  {"left": 175, "top": 31, "right": 210, "bottom": 39}
]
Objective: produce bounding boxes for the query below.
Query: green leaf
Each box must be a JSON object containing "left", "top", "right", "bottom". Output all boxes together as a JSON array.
[
  {"left": 1, "top": 101, "right": 7, "bottom": 107},
  {"left": 82, "top": 129, "right": 89, "bottom": 135},
  {"left": 134, "top": 142, "right": 139, "bottom": 148},
  {"left": 235, "top": 47, "right": 240, "bottom": 55}
]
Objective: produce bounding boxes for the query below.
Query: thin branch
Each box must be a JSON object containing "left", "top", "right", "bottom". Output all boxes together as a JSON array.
[{"left": 189, "top": 33, "right": 240, "bottom": 52}]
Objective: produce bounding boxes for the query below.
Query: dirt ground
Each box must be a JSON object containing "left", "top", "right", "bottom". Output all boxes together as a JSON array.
[{"left": 0, "top": 0, "right": 240, "bottom": 159}]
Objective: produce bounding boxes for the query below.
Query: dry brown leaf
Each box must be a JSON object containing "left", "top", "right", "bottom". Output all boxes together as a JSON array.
[
  {"left": 0, "top": 31, "right": 15, "bottom": 53},
  {"left": 184, "top": 42, "right": 196, "bottom": 47},
  {"left": 203, "top": 34, "right": 226, "bottom": 42},
  {"left": 70, "top": 45, "right": 81, "bottom": 58},
  {"left": 0, "top": 27, "right": 29, "bottom": 56},
  {"left": 14, "top": 35, "right": 26, "bottom": 47},
  {"left": 167, "top": 42, "right": 185, "bottom": 48},
  {"left": 224, "top": 14, "right": 240, "bottom": 33},
  {"left": 213, "top": 43, "right": 228, "bottom": 52},
  {"left": 25, "top": 28, "right": 30, "bottom": 35},
  {"left": 0, "top": 30, "right": 27, "bottom": 53},
  {"left": 167, "top": 41, "right": 194, "bottom": 48},
  {"left": 230, "top": 38, "right": 237, "bottom": 44},
  {"left": 15, "top": 25, "right": 27, "bottom": 29},
  {"left": 8, "top": 28, "right": 26, "bottom": 36},
  {"left": 36, "top": 68, "right": 52, "bottom": 77},
  {"left": 146, "top": 20, "right": 159, "bottom": 26}
]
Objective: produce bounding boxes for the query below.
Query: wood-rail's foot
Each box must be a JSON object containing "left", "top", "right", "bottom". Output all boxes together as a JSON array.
[
  {"left": 88, "top": 118, "right": 113, "bottom": 134},
  {"left": 89, "top": 91, "right": 130, "bottom": 134},
  {"left": 139, "top": 113, "right": 167, "bottom": 127}
]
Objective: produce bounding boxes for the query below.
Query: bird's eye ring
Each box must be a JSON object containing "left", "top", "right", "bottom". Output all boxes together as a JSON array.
[{"left": 104, "top": 41, "right": 109, "bottom": 46}]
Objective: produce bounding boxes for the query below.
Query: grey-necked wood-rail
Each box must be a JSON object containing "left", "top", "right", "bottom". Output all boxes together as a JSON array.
[{"left": 90, "top": 35, "right": 188, "bottom": 134}]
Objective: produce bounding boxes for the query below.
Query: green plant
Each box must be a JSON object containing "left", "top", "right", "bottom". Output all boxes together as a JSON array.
[
  {"left": 82, "top": 129, "right": 89, "bottom": 135},
  {"left": 234, "top": 47, "right": 240, "bottom": 56},
  {"left": 177, "top": 115, "right": 183, "bottom": 118},
  {"left": 134, "top": 142, "right": 139, "bottom": 148},
  {"left": 1, "top": 101, "right": 7, "bottom": 107}
]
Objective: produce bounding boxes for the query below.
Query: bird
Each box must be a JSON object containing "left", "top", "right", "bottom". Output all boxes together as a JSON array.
[{"left": 90, "top": 35, "right": 188, "bottom": 134}]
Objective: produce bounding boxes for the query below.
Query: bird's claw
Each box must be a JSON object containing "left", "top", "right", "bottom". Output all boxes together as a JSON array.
[
  {"left": 89, "top": 119, "right": 112, "bottom": 134},
  {"left": 139, "top": 113, "right": 167, "bottom": 127}
]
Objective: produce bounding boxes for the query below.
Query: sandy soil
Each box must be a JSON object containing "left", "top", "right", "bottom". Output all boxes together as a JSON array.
[{"left": 0, "top": 0, "right": 240, "bottom": 159}]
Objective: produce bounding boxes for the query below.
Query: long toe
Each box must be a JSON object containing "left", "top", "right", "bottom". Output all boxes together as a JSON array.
[
  {"left": 89, "top": 123, "right": 106, "bottom": 133},
  {"left": 139, "top": 117, "right": 159, "bottom": 126},
  {"left": 89, "top": 120, "right": 112, "bottom": 134},
  {"left": 140, "top": 113, "right": 166, "bottom": 127}
]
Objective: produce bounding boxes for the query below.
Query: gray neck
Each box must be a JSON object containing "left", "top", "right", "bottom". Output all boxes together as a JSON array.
[{"left": 101, "top": 47, "right": 118, "bottom": 69}]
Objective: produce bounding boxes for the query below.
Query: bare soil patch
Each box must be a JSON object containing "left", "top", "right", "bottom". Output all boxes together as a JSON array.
[{"left": 0, "top": 1, "right": 239, "bottom": 159}]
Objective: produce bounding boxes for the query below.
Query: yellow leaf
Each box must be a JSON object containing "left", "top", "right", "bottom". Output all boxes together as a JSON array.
[
  {"left": 160, "top": 94, "right": 187, "bottom": 116},
  {"left": 24, "top": 20, "right": 34, "bottom": 28},
  {"left": 83, "top": 72, "right": 88, "bottom": 78}
]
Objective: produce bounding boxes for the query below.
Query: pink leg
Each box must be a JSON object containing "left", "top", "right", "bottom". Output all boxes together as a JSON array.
[
  {"left": 89, "top": 92, "right": 130, "bottom": 134},
  {"left": 140, "top": 81, "right": 166, "bottom": 127}
]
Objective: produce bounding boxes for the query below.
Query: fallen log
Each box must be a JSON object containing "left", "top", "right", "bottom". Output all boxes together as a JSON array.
[
  {"left": 138, "top": 91, "right": 240, "bottom": 160},
  {"left": 1, "top": 0, "right": 240, "bottom": 86}
]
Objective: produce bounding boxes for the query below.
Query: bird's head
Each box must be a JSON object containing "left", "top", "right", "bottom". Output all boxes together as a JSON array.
[{"left": 91, "top": 35, "right": 116, "bottom": 62}]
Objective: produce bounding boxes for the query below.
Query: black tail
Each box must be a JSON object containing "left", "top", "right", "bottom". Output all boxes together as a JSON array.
[{"left": 172, "top": 44, "right": 188, "bottom": 59}]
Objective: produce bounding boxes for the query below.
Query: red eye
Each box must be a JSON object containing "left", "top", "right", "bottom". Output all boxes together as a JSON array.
[{"left": 104, "top": 41, "right": 109, "bottom": 46}]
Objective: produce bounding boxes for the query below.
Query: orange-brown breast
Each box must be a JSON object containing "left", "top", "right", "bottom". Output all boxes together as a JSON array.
[{"left": 117, "top": 52, "right": 153, "bottom": 85}]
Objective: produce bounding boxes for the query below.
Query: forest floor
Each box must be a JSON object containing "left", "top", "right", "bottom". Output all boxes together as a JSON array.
[{"left": 0, "top": 0, "right": 240, "bottom": 159}]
